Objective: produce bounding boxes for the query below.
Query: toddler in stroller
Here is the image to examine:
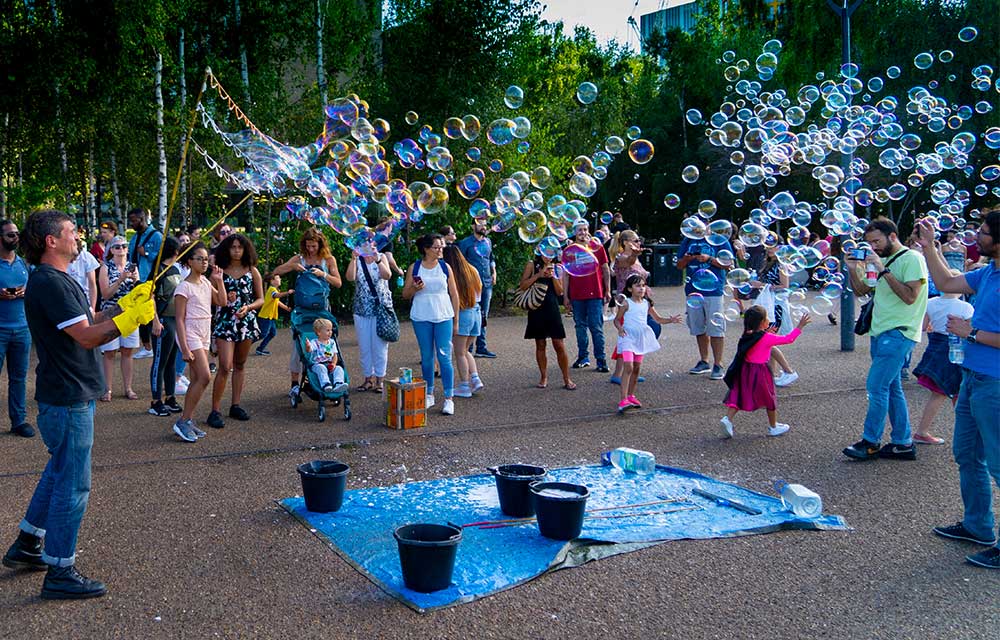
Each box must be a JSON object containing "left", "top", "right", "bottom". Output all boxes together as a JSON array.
[{"left": 290, "top": 309, "right": 351, "bottom": 421}]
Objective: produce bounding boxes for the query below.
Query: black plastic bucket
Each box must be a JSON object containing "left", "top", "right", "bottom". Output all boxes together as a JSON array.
[
  {"left": 489, "top": 464, "right": 547, "bottom": 517},
  {"left": 297, "top": 460, "right": 349, "bottom": 513},
  {"left": 530, "top": 482, "right": 590, "bottom": 540},
  {"left": 394, "top": 523, "right": 462, "bottom": 593}
]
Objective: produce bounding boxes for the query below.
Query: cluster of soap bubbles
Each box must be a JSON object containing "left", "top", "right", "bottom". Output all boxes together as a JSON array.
[
  {"left": 200, "top": 73, "right": 662, "bottom": 263},
  {"left": 671, "top": 25, "right": 995, "bottom": 319}
]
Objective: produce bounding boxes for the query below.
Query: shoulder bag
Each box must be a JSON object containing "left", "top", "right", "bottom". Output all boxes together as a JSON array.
[
  {"left": 854, "top": 249, "right": 908, "bottom": 336},
  {"left": 360, "top": 258, "right": 399, "bottom": 343}
]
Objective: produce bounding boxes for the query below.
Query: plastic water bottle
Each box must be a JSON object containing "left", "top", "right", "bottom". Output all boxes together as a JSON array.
[
  {"left": 948, "top": 334, "right": 965, "bottom": 365},
  {"left": 864, "top": 261, "right": 878, "bottom": 287},
  {"left": 395, "top": 276, "right": 404, "bottom": 288},
  {"left": 609, "top": 448, "right": 656, "bottom": 476},
  {"left": 773, "top": 480, "right": 823, "bottom": 518}
]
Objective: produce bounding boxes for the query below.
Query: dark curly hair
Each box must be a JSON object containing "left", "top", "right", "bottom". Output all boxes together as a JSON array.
[{"left": 214, "top": 233, "right": 257, "bottom": 269}]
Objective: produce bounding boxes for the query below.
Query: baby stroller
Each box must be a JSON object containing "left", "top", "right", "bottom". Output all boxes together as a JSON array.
[{"left": 289, "top": 308, "right": 351, "bottom": 421}]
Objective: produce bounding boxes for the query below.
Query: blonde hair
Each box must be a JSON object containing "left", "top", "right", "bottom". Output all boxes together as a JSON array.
[
  {"left": 608, "top": 229, "right": 639, "bottom": 261},
  {"left": 313, "top": 318, "right": 333, "bottom": 333}
]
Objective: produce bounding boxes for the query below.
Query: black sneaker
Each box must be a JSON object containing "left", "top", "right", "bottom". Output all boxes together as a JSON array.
[
  {"left": 933, "top": 522, "right": 998, "bottom": 546},
  {"left": 163, "top": 397, "right": 183, "bottom": 413},
  {"left": 843, "top": 439, "right": 881, "bottom": 460},
  {"left": 709, "top": 364, "right": 725, "bottom": 380},
  {"left": 11, "top": 423, "right": 35, "bottom": 438},
  {"left": 148, "top": 401, "right": 171, "bottom": 417},
  {"left": 209, "top": 362, "right": 217, "bottom": 374},
  {"left": 966, "top": 547, "right": 1000, "bottom": 569},
  {"left": 228, "top": 405, "right": 250, "bottom": 421},
  {"left": 206, "top": 410, "right": 225, "bottom": 429},
  {"left": 878, "top": 443, "right": 916, "bottom": 460},
  {"left": 595, "top": 362, "right": 610, "bottom": 373},
  {"left": 40, "top": 565, "right": 106, "bottom": 600},
  {"left": 2, "top": 532, "right": 46, "bottom": 571},
  {"left": 475, "top": 349, "right": 497, "bottom": 359},
  {"left": 689, "top": 360, "right": 711, "bottom": 375},
  {"left": 572, "top": 358, "right": 591, "bottom": 369}
]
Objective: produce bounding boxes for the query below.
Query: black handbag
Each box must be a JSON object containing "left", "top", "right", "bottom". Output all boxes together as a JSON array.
[
  {"left": 359, "top": 258, "right": 399, "bottom": 343},
  {"left": 853, "top": 249, "right": 907, "bottom": 336}
]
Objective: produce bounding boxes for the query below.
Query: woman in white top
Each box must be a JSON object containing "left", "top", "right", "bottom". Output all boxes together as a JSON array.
[{"left": 402, "top": 234, "right": 460, "bottom": 415}]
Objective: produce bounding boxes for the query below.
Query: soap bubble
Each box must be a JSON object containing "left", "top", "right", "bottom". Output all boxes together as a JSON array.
[
  {"left": 488, "top": 159, "right": 504, "bottom": 173},
  {"left": 518, "top": 211, "right": 547, "bottom": 243},
  {"left": 887, "top": 65, "right": 901, "bottom": 79},
  {"left": 697, "top": 200, "right": 718, "bottom": 220},
  {"left": 465, "top": 147, "right": 481, "bottom": 162},
  {"left": 474, "top": 239, "right": 491, "bottom": 258},
  {"left": 681, "top": 216, "right": 707, "bottom": 240},
  {"left": 442, "top": 117, "right": 464, "bottom": 139},
  {"left": 599, "top": 211, "right": 613, "bottom": 225},
  {"left": 405, "top": 111, "right": 419, "bottom": 125},
  {"left": 938, "top": 49, "right": 954, "bottom": 63},
  {"left": 727, "top": 175, "right": 747, "bottom": 194},
  {"left": 569, "top": 172, "right": 598, "bottom": 198},
  {"left": 811, "top": 296, "right": 834, "bottom": 315},
  {"left": 914, "top": 52, "right": 934, "bottom": 70},
  {"left": 504, "top": 85, "right": 524, "bottom": 109},
  {"left": 726, "top": 268, "right": 751, "bottom": 288},
  {"left": 530, "top": 166, "right": 552, "bottom": 190},
  {"left": 716, "top": 249, "right": 734, "bottom": 267},
  {"left": 738, "top": 222, "right": 767, "bottom": 247},
  {"left": 691, "top": 269, "right": 720, "bottom": 292},
  {"left": 628, "top": 139, "right": 654, "bottom": 164},
  {"left": 686, "top": 293, "right": 705, "bottom": 310},
  {"left": 755, "top": 52, "right": 778, "bottom": 75},
  {"left": 626, "top": 126, "right": 642, "bottom": 140},
  {"left": 577, "top": 82, "right": 598, "bottom": 104},
  {"left": 686, "top": 109, "right": 703, "bottom": 125},
  {"left": 486, "top": 119, "right": 516, "bottom": 145},
  {"left": 663, "top": 194, "right": 681, "bottom": 209},
  {"left": 681, "top": 165, "right": 700, "bottom": 183},
  {"left": 562, "top": 243, "right": 599, "bottom": 277},
  {"left": 605, "top": 136, "right": 625, "bottom": 154},
  {"left": 462, "top": 115, "right": 481, "bottom": 141},
  {"left": 958, "top": 26, "right": 978, "bottom": 42}
]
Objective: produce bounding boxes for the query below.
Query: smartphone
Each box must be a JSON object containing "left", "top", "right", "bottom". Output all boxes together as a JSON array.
[
  {"left": 850, "top": 249, "right": 867, "bottom": 260},
  {"left": 413, "top": 276, "right": 423, "bottom": 286},
  {"left": 5, "top": 287, "right": 16, "bottom": 295}
]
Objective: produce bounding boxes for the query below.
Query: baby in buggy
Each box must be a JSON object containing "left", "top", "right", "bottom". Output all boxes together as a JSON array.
[{"left": 305, "top": 317, "right": 349, "bottom": 394}]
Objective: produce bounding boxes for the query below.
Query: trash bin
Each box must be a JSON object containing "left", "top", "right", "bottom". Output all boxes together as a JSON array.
[{"left": 650, "top": 244, "right": 683, "bottom": 287}]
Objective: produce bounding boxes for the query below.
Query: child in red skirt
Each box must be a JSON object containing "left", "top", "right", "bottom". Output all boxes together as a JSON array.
[{"left": 721, "top": 305, "right": 811, "bottom": 438}]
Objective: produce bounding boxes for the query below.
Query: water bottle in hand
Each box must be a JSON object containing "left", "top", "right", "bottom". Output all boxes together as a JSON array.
[
  {"left": 609, "top": 448, "right": 656, "bottom": 476},
  {"left": 774, "top": 480, "right": 822, "bottom": 518},
  {"left": 948, "top": 334, "right": 965, "bottom": 365}
]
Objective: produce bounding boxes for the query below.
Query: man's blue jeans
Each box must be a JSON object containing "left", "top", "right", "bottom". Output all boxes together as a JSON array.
[
  {"left": 571, "top": 298, "right": 606, "bottom": 364},
  {"left": 0, "top": 326, "right": 30, "bottom": 428},
  {"left": 476, "top": 284, "right": 492, "bottom": 352},
  {"left": 412, "top": 319, "right": 454, "bottom": 398},
  {"left": 20, "top": 401, "right": 95, "bottom": 567},
  {"left": 862, "top": 329, "right": 915, "bottom": 445},
  {"left": 953, "top": 369, "right": 1000, "bottom": 545}
]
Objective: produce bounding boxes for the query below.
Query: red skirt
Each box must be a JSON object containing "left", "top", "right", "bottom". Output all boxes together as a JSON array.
[{"left": 724, "top": 362, "right": 777, "bottom": 412}]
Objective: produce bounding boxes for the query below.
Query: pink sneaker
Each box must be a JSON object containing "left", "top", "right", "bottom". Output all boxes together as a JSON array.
[
  {"left": 627, "top": 395, "right": 642, "bottom": 408},
  {"left": 617, "top": 399, "right": 631, "bottom": 414}
]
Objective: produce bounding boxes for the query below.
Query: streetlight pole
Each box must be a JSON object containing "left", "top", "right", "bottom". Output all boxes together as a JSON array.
[{"left": 827, "top": 0, "right": 863, "bottom": 351}]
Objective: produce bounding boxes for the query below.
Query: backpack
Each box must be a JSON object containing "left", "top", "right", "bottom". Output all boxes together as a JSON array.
[
  {"left": 293, "top": 257, "right": 331, "bottom": 311},
  {"left": 412, "top": 259, "right": 450, "bottom": 280}
]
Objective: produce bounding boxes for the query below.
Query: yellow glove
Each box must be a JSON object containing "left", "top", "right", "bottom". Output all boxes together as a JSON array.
[
  {"left": 111, "top": 298, "right": 156, "bottom": 337},
  {"left": 116, "top": 282, "right": 153, "bottom": 312}
]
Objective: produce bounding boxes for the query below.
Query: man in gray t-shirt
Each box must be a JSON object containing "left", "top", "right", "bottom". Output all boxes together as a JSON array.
[{"left": 458, "top": 222, "right": 498, "bottom": 358}]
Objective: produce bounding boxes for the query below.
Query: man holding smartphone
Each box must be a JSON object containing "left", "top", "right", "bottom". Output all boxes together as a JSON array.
[
  {"left": 677, "top": 231, "right": 734, "bottom": 380},
  {"left": 0, "top": 220, "right": 32, "bottom": 438}
]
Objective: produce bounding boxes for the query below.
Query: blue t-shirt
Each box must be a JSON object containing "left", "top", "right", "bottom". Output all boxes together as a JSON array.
[
  {"left": 678, "top": 237, "right": 732, "bottom": 297},
  {"left": 0, "top": 255, "right": 29, "bottom": 329},
  {"left": 457, "top": 235, "right": 494, "bottom": 285},
  {"left": 963, "top": 262, "right": 999, "bottom": 379},
  {"left": 128, "top": 227, "right": 163, "bottom": 281}
]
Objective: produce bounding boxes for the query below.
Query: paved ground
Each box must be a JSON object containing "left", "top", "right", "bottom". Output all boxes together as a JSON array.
[{"left": 0, "top": 286, "right": 996, "bottom": 639}]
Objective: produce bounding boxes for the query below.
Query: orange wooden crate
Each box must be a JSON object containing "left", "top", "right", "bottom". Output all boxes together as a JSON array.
[{"left": 385, "top": 378, "right": 427, "bottom": 429}]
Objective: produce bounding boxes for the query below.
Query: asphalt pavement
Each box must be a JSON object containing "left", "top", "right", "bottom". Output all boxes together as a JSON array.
[{"left": 0, "top": 286, "right": 996, "bottom": 639}]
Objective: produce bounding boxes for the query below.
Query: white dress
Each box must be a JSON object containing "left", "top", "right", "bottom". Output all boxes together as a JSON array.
[{"left": 616, "top": 298, "right": 660, "bottom": 356}]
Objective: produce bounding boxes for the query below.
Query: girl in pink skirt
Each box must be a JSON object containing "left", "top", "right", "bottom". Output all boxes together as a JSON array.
[{"left": 721, "top": 305, "right": 811, "bottom": 438}]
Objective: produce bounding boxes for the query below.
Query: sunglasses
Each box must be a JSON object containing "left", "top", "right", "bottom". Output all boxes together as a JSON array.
[{"left": 112, "top": 244, "right": 127, "bottom": 250}]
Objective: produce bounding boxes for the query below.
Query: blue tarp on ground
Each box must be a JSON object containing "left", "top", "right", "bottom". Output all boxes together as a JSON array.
[{"left": 279, "top": 464, "right": 848, "bottom": 612}]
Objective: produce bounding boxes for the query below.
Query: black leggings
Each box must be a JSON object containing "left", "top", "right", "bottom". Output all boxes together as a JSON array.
[{"left": 150, "top": 316, "right": 178, "bottom": 401}]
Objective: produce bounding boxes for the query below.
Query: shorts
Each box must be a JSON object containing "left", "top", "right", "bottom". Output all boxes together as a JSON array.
[
  {"left": 686, "top": 295, "right": 726, "bottom": 338},
  {"left": 99, "top": 328, "right": 140, "bottom": 353},
  {"left": 180, "top": 317, "right": 212, "bottom": 352},
  {"left": 621, "top": 351, "right": 644, "bottom": 363},
  {"left": 457, "top": 305, "right": 482, "bottom": 337}
]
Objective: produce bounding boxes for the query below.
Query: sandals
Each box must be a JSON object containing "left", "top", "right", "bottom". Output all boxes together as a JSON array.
[
  {"left": 355, "top": 379, "right": 374, "bottom": 392},
  {"left": 124, "top": 389, "right": 138, "bottom": 400},
  {"left": 372, "top": 381, "right": 384, "bottom": 393},
  {"left": 99, "top": 390, "right": 112, "bottom": 402},
  {"left": 564, "top": 382, "right": 577, "bottom": 390},
  {"left": 913, "top": 433, "right": 945, "bottom": 445}
]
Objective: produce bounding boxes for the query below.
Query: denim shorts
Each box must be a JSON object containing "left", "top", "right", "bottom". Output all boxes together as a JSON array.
[{"left": 457, "top": 305, "right": 482, "bottom": 337}]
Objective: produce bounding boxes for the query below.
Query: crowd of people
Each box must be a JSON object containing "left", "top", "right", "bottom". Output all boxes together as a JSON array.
[{"left": 0, "top": 205, "right": 996, "bottom": 599}]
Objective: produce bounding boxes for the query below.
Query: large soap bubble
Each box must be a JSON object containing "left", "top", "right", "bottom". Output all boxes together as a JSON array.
[
  {"left": 576, "top": 82, "right": 598, "bottom": 105},
  {"left": 562, "top": 244, "right": 599, "bottom": 277}
]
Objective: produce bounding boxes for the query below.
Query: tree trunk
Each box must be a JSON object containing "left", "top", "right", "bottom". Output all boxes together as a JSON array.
[
  {"left": 87, "top": 142, "right": 96, "bottom": 228},
  {"left": 234, "top": 0, "right": 254, "bottom": 225},
  {"left": 51, "top": 0, "right": 70, "bottom": 210},
  {"left": 155, "top": 52, "right": 168, "bottom": 229},
  {"left": 0, "top": 112, "right": 6, "bottom": 219},
  {"left": 678, "top": 87, "right": 687, "bottom": 150},
  {"left": 317, "top": 0, "right": 327, "bottom": 106},
  {"left": 178, "top": 26, "right": 188, "bottom": 227},
  {"left": 110, "top": 150, "right": 121, "bottom": 223}
]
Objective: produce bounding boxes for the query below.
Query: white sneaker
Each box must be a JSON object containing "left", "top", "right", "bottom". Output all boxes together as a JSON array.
[
  {"left": 133, "top": 347, "right": 154, "bottom": 360},
  {"left": 720, "top": 416, "right": 734, "bottom": 439},
  {"left": 441, "top": 398, "right": 455, "bottom": 415},
  {"left": 470, "top": 377, "right": 484, "bottom": 393},
  {"left": 454, "top": 383, "right": 473, "bottom": 398},
  {"left": 178, "top": 375, "right": 190, "bottom": 387},
  {"left": 775, "top": 371, "right": 799, "bottom": 387},
  {"left": 425, "top": 394, "right": 435, "bottom": 409},
  {"left": 768, "top": 423, "right": 791, "bottom": 437},
  {"left": 332, "top": 381, "right": 349, "bottom": 394},
  {"left": 174, "top": 379, "right": 189, "bottom": 396}
]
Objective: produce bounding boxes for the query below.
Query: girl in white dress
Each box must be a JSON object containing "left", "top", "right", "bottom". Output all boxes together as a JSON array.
[{"left": 613, "top": 274, "right": 682, "bottom": 413}]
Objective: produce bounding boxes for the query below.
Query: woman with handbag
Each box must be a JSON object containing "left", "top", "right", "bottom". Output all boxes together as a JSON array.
[
  {"left": 443, "top": 246, "right": 484, "bottom": 399},
  {"left": 345, "top": 244, "right": 394, "bottom": 393},
  {"left": 519, "top": 254, "right": 575, "bottom": 390},
  {"left": 750, "top": 243, "right": 799, "bottom": 387}
]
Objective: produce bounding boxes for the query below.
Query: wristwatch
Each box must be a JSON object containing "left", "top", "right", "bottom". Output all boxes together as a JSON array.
[
  {"left": 878, "top": 269, "right": 891, "bottom": 279},
  {"left": 966, "top": 329, "right": 979, "bottom": 345}
]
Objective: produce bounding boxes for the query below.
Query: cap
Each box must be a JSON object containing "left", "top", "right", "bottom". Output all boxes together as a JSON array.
[
  {"left": 111, "top": 235, "right": 128, "bottom": 246},
  {"left": 100, "top": 221, "right": 117, "bottom": 232},
  {"left": 573, "top": 219, "right": 590, "bottom": 230}
]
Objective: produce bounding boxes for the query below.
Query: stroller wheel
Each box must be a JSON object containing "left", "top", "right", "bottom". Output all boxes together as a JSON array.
[
  {"left": 343, "top": 398, "right": 351, "bottom": 421},
  {"left": 318, "top": 406, "right": 326, "bottom": 422}
]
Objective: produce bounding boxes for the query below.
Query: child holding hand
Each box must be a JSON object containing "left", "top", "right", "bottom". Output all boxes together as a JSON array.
[
  {"left": 305, "top": 318, "right": 348, "bottom": 393},
  {"left": 614, "top": 274, "right": 682, "bottom": 413},
  {"left": 721, "top": 305, "right": 811, "bottom": 438}
]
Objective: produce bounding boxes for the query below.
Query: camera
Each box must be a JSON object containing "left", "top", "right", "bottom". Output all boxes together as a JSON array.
[{"left": 850, "top": 249, "right": 867, "bottom": 260}]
